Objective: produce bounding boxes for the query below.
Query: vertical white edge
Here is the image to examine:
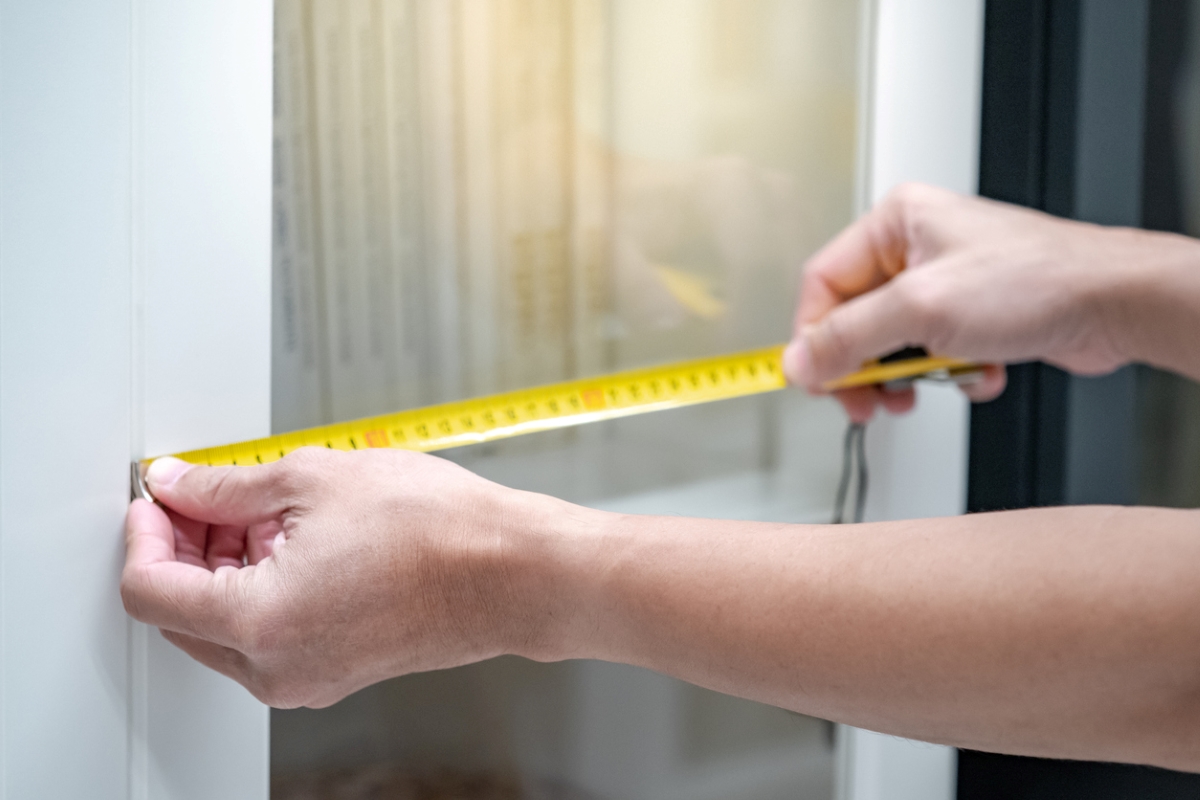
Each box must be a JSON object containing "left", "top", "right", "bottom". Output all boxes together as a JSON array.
[
  {"left": 867, "top": 0, "right": 984, "bottom": 204},
  {"left": 838, "top": 728, "right": 958, "bottom": 800},
  {"left": 128, "top": 0, "right": 150, "bottom": 793},
  {"left": 853, "top": 0, "right": 879, "bottom": 217},
  {"left": 1, "top": 0, "right": 5, "bottom": 787},
  {"left": 836, "top": 1, "right": 984, "bottom": 799},
  {"left": 0, "top": 0, "right": 5, "bottom": 791},
  {"left": 132, "top": 0, "right": 273, "bottom": 798}
]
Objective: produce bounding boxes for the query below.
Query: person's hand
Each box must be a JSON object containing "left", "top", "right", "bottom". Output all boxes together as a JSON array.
[
  {"left": 121, "top": 448, "right": 558, "bottom": 708},
  {"left": 784, "top": 183, "right": 1146, "bottom": 422}
]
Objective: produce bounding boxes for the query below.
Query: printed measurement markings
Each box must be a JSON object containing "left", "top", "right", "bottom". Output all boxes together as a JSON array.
[{"left": 161, "top": 346, "right": 788, "bottom": 468}]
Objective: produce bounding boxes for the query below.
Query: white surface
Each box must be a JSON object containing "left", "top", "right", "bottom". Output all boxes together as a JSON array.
[
  {"left": 563, "top": 662, "right": 833, "bottom": 800},
  {"left": 134, "top": 1, "right": 274, "bottom": 799},
  {"left": 837, "top": 1, "right": 985, "bottom": 799},
  {"left": 864, "top": 382, "right": 971, "bottom": 524},
  {"left": 1, "top": 2, "right": 134, "bottom": 797},
  {"left": 838, "top": 728, "right": 958, "bottom": 800},
  {"left": 867, "top": 0, "right": 985, "bottom": 205},
  {"left": 0, "top": 0, "right": 273, "bottom": 798}
]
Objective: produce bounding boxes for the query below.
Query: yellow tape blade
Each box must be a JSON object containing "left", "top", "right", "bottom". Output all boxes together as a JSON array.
[
  {"left": 822, "top": 356, "right": 981, "bottom": 391},
  {"left": 154, "top": 345, "right": 789, "bottom": 466},
  {"left": 146, "top": 346, "right": 986, "bottom": 468}
]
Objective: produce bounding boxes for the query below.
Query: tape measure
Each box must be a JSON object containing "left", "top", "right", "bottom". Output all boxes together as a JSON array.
[
  {"left": 822, "top": 351, "right": 981, "bottom": 391},
  {"left": 132, "top": 346, "right": 981, "bottom": 493}
]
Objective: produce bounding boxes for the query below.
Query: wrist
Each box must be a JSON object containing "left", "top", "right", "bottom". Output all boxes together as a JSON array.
[
  {"left": 490, "top": 489, "right": 615, "bottom": 663},
  {"left": 1095, "top": 227, "right": 1200, "bottom": 372}
]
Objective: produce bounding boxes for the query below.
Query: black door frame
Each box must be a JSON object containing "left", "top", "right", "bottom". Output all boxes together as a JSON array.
[{"left": 959, "top": 1, "right": 1200, "bottom": 797}]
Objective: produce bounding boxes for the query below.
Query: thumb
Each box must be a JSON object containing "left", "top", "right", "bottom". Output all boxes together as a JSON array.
[
  {"left": 145, "top": 457, "right": 293, "bottom": 526},
  {"left": 786, "top": 280, "right": 925, "bottom": 390}
]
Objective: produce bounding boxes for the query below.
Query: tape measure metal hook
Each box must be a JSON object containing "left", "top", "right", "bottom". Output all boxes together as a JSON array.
[{"left": 130, "top": 461, "right": 155, "bottom": 504}]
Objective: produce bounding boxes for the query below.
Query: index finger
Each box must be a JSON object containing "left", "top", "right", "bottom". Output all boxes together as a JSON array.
[
  {"left": 795, "top": 192, "right": 909, "bottom": 332},
  {"left": 121, "top": 499, "right": 246, "bottom": 648}
]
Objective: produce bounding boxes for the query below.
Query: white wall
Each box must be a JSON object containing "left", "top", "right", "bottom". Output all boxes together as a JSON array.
[
  {"left": 1, "top": 3, "right": 134, "bottom": 797},
  {"left": 0, "top": 1, "right": 274, "bottom": 798},
  {"left": 134, "top": 2, "right": 274, "bottom": 798}
]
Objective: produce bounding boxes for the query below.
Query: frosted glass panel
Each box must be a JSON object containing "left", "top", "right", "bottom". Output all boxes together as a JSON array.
[
  {"left": 272, "top": 0, "right": 858, "bottom": 427},
  {"left": 270, "top": 1, "right": 860, "bottom": 798}
]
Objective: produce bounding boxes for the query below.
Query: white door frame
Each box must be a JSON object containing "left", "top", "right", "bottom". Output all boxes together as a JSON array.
[
  {"left": 837, "top": 1, "right": 986, "bottom": 799},
  {"left": 131, "top": 1, "right": 274, "bottom": 798},
  {"left": 1, "top": 0, "right": 273, "bottom": 798},
  {"left": 2, "top": 3, "right": 139, "bottom": 798}
]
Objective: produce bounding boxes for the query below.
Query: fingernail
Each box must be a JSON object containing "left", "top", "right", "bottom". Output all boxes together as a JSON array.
[{"left": 146, "top": 457, "right": 192, "bottom": 491}]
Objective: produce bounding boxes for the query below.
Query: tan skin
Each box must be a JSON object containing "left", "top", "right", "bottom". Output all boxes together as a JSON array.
[{"left": 123, "top": 183, "right": 1200, "bottom": 771}]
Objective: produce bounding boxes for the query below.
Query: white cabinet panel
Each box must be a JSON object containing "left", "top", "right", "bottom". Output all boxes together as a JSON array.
[
  {"left": 1, "top": 0, "right": 273, "bottom": 798},
  {"left": 140, "top": 0, "right": 274, "bottom": 456},
  {"left": 135, "top": 1, "right": 274, "bottom": 798},
  {"left": 0, "top": 2, "right": 134, "bottom": 798}
]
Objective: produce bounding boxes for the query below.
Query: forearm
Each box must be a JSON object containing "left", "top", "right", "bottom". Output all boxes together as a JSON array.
[
  {"left": 1102, "top": 226, "right": 1200, "bottom": 381},
  {"left": 518, "top": 501, "right": 1200, "bottom": 770}
]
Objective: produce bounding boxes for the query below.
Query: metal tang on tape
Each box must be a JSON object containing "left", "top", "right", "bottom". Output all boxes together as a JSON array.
[{"left": 130, "top": 461, "right": 156, "bottom": 504}]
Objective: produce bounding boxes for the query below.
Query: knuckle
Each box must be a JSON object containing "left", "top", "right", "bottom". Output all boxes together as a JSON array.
[
  {"left": 895, "top": 272, "right": 952, "bottom": 338},
  {"left": 210, "top": 580, "right": 259, "bottom": 651},
  {"left": 245, "top": 672, "right": 281, "bottom": 707},
  {"left": 284, "top": 446, "right": 329, "bottom": 470},
  {"left": 277, "top": 447, "right": 330, "bottom": 492},
  {"left": 205, "top": 466, "right": 240, "bottom": 507},
  {"left": 245, "top": 669, "right": 310, "bottom": 709},
  {"left": 798, "top": 266, "right": 825, "bottom": 303},
  {"left": 885, "top": 183, "right": 951, "bottom": 245},
  {"left": 811, "top": 313, "right": 855, "bottom": 373},
  {"left": 243, "top": 669, "right": 281, "bottom": 706},
  {"left": 885, "top": 181, "right": 927, "bottom": 212},
  {"left": 119, "top": 573, "right": 146, "bottom": 620},
  {"left": 233, "top": 594, "right": 287, "bottom": 658},
  {"left": 887, "top": 181, "right": 941, "bottom": 212}
]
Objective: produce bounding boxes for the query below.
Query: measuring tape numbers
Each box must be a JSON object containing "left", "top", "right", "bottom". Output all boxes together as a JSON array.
[
  {"left": 132, "top": 345, "right": 983, "bottom": 499},
  {"left": 150, "top": 345, "right": 789, "bottom": 469}
]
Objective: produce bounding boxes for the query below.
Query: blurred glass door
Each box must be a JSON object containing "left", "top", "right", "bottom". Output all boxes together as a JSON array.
[{"left": 269, "top": 2, "right": 860, "bottom": 798}]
